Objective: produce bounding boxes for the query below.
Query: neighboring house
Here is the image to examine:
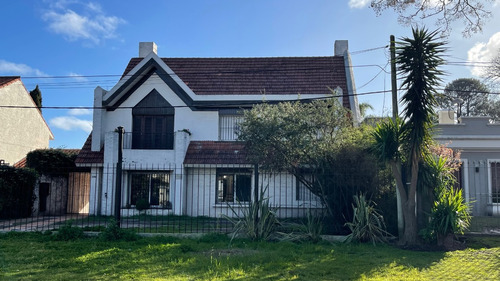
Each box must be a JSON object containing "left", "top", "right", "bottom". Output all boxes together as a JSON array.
[
  {"left": 435, "top": 113, "right": 500, "bottom": 216},
  {"left": 14, "top": 149, "right": 91, "bottom": 216},
  {"left": 76, "top": 41, "right": 360, "bottom": 218},
  {"left": 0, "top": 77, "right": 54, "bottom": 165}
]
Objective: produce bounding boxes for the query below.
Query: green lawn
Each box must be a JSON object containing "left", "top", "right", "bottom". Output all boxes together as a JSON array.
[{"left": 1, "top": 233, "right": 499, "bottom": 280}]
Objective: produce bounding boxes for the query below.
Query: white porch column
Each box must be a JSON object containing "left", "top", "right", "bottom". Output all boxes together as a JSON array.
[{"left": 173, "top": 130, "right": 191, "bottom": 215}]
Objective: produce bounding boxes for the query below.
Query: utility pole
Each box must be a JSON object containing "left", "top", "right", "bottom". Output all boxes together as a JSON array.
[
  {"left": 391, "top": 35, "right": 404, "bottom": 238},
  {"left": 390, "top": 35, "right": 398, "bottom": 121}
]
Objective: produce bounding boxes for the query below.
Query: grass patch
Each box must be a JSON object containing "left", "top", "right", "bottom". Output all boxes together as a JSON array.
[{"left": 0, "top": 233, "right": 499, "bottom": 280}]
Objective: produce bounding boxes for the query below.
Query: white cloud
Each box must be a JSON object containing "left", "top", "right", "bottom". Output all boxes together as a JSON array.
[
  {"left": 50, "top": 116, "right": 92, "bottom": 133},
  {"left": 0, "top": 60, "right": 47, "bottom": 76},
  {"left": 467, "top": 32, "right": 500, "bottom": 77},
  {"left": 68, "top": 72, "right": 88, "bottom": 81},
  {"left": 42, "top": 1, "right": 126, "bottom": 44},
  {"left": 68, "top": 108, "right": 92, "bottom": 116},
  {"left": 348, "top": 0, "right": 371, "bottom": 9}
]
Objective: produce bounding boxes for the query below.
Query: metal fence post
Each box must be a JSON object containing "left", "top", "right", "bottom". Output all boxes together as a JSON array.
[
  {"left": 115, "top": 126, "right": 124, "bottom": 227},
  {"left": 254, "top": 163, "right": 259, "bottom": 237}
]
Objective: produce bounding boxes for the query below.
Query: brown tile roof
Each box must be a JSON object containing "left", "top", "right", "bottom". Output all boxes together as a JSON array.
[
  {"left": 184, "top": 141, "right": 250, "bottom": 165},
  {"left": 13, "top": 149, "right": 81, "bottom": 168},
  {"left": 75, "top": 133, "right": 104, "bottom": 165},
  {"left": 122, "top": 57, "right": 347, "bottom": 98},
  {"left": 0, "top": 76, "right": 20, "bottom": 89}
]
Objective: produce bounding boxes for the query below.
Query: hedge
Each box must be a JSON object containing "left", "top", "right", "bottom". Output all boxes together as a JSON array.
[{"left": 0, "top": 166, "right": 37, "bottom": 219}]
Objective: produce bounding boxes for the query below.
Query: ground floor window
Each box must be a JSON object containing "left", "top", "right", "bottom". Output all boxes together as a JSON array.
[
  {"left": 490, "top": 162, "right": 500, "bottom": 204},
  {"left": 130, "top": 172, "right": 171, "bottom": 208},
  {"left": 296, "top": 175, "right": 319, "bottom": 201},
  {"left": 216, "top": 169, "right": 252, "bottom": 203},
  {"left": 453, "top": 165, "right": 464, "bottom": 192}
]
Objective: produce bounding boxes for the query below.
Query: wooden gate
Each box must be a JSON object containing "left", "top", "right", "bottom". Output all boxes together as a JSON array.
[{"left": 67, "top": 172, "right": 90, "bottom": 214}]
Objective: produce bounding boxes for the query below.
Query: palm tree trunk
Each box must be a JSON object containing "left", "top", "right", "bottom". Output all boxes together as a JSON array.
[{"left": 401, "top": 150, "right": 420, "bottom": 245}]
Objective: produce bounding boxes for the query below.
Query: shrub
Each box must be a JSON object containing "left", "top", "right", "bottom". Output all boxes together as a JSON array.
[
  {"left": 225, "top": 186, "right": 280, "bottom": 241},
  {"left": 135, "top": 198, "right": 150, "bottom": 211},
  {"left": 423, "top": 188, "right": 471, "bottom": 244},
  {"left": 0, "top": 166, "right": 37, "bottom": 219},
  {"left": 345, "top": 194, "right": 392, "bottom": 245},
  {"left": 99, "top": 219, "right": 140, "bottom": 241},
  {"left": 55, "top": 221, "right": 84, "bottom": 240},
  {"left": 26, "top": 149, "right": 76, "bottom": 175}
]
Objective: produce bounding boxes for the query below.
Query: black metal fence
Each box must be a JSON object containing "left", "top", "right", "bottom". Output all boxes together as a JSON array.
[{"left": 1, "top": 162, "right": 500, "bottom": 234}]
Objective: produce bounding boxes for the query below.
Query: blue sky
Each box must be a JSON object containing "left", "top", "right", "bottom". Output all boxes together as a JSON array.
[{"left": 1, "top": 0, "right": 500, "bottom": 149}]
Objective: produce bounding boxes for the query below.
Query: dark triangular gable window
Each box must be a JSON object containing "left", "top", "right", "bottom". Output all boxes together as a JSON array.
[{"left": 132, "top": 90, "right": 174, "bottom": 149}]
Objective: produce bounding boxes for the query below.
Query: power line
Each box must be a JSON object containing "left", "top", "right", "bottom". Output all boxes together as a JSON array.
[
  {"left": 350, "top": 45, "right": 388, "bottom": 55},
  {"left": 357, "top": 62, "right": 390, "bottom": 90},
  {"left": 3, "top": 86, "right": 500, "bottom": 111},
  {"left": 0, "top": 89, "right": 394, "bottom": 110}
]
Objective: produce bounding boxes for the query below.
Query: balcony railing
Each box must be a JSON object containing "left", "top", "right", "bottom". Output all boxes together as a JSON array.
[
  {"left": 219, "top": 115, "right": 243, "bottom": 141},
  {"left": 123, "top": 132, "right": 174, "bottom": 150}
]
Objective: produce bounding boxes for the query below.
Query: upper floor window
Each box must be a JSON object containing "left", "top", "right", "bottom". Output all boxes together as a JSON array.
[
  {"left": 219, "top": 109, "right": 244, "bottom": 141},
  {"left": 131, "top": 90, "right": 174, "bottom": 149},
  {"left": 296, "top": 174, "right": 320, "bottom": 202}
]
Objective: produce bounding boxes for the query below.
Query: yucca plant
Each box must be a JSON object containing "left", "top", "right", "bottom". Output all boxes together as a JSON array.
[
  {"left": 428, "top": 188, "right": 471, "bottom": 245},
  {"left": 277, "top": 210, "right": 324, "bottom": 243},
  {"left": 225, "top": 186, "right": 280, "bottom": 241},
  {"left": 345, "top": 194, "right": 392, "bottom": 245}
]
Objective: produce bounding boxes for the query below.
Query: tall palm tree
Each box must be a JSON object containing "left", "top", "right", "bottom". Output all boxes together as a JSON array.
[{"left": 372, "top": 28, "right": 446, "bottom": 245}]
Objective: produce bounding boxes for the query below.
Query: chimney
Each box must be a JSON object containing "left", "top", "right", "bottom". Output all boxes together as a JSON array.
[
  {"left": 334, "top": 40, "right": 348, "bottom": 56},
  {"left": 438, "top": 110, "right": 455, "bottom": 124},
  {"left": 139, "top": 42, "right": 157, "bottom": 58}
]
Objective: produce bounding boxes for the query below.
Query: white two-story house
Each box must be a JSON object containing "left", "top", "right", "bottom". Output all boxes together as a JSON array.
[{"left": 76, "top": 41, "right": 360, "bottom": 218}]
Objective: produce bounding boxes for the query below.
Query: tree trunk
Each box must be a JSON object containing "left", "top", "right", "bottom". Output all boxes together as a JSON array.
[
  {"left": 401, "top": 197, "right": 418, "bottom": 245},
  {"left": 399, "top": 151, "right": 420, "bottom": 246}
]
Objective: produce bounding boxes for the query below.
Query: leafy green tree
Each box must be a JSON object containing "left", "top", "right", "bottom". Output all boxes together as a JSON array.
[
  {"left": 359, "top": 102, "right": 374, "bottom": 118},
  {"left": 238, "top": 98, "right": 384, "bottom": 231},
  {"left": 372, "top": 28, "right": 446, "bottom": 245},
  {"left": 29, "top": 85, "right": 42, "bottom": 111},
  {"left": 436, "top": 78, "right": 490, "bottom": 117},
  {"left": 486, "top": 99, "right": 500, "bottom": 121}
]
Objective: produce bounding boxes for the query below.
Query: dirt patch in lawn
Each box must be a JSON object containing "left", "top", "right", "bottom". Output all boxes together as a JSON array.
[{"left": 203, "top": 248, "right": 258, "bottom": 257}]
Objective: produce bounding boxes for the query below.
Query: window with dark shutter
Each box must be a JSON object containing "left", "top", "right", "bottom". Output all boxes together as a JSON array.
[{"left": 132, "top": 90, "right": 174, "bottom": 149}]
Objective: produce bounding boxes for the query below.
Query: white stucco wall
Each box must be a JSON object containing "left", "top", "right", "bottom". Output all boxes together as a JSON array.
[
  {"left": 435, "top": 117, "right": 500, "bottom": 216},
  {"left": 99, "top": 74, "right": 218, "bottom": 167},
  {"left": 0, "top": 80, "right": 53, "bottom": 165},
  {"left": 185, "top": 167, "right": 322, "bottom": 218}
]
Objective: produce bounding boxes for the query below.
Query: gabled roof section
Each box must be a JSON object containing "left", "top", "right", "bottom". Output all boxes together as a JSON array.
[
  {"left": 0, "top": 76, "right": 54, "bottom": 140},
  {"left": 103, "top": 54, "right": 197, "bottom": 110},
  {"left": 75, "top": 133, "right": 104, "bottom": 165},
  {"left": 0, "top": 76, "right": 20, "bottom": 88},
  {"left": 122, "top": 56, "right": 348, "bottom": 96},
  {"left": 104, "top": 50, "right": 352, "bottom": 111},
  {"left": 184, "top": 141, "right": 249, "bottom": 165}
]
